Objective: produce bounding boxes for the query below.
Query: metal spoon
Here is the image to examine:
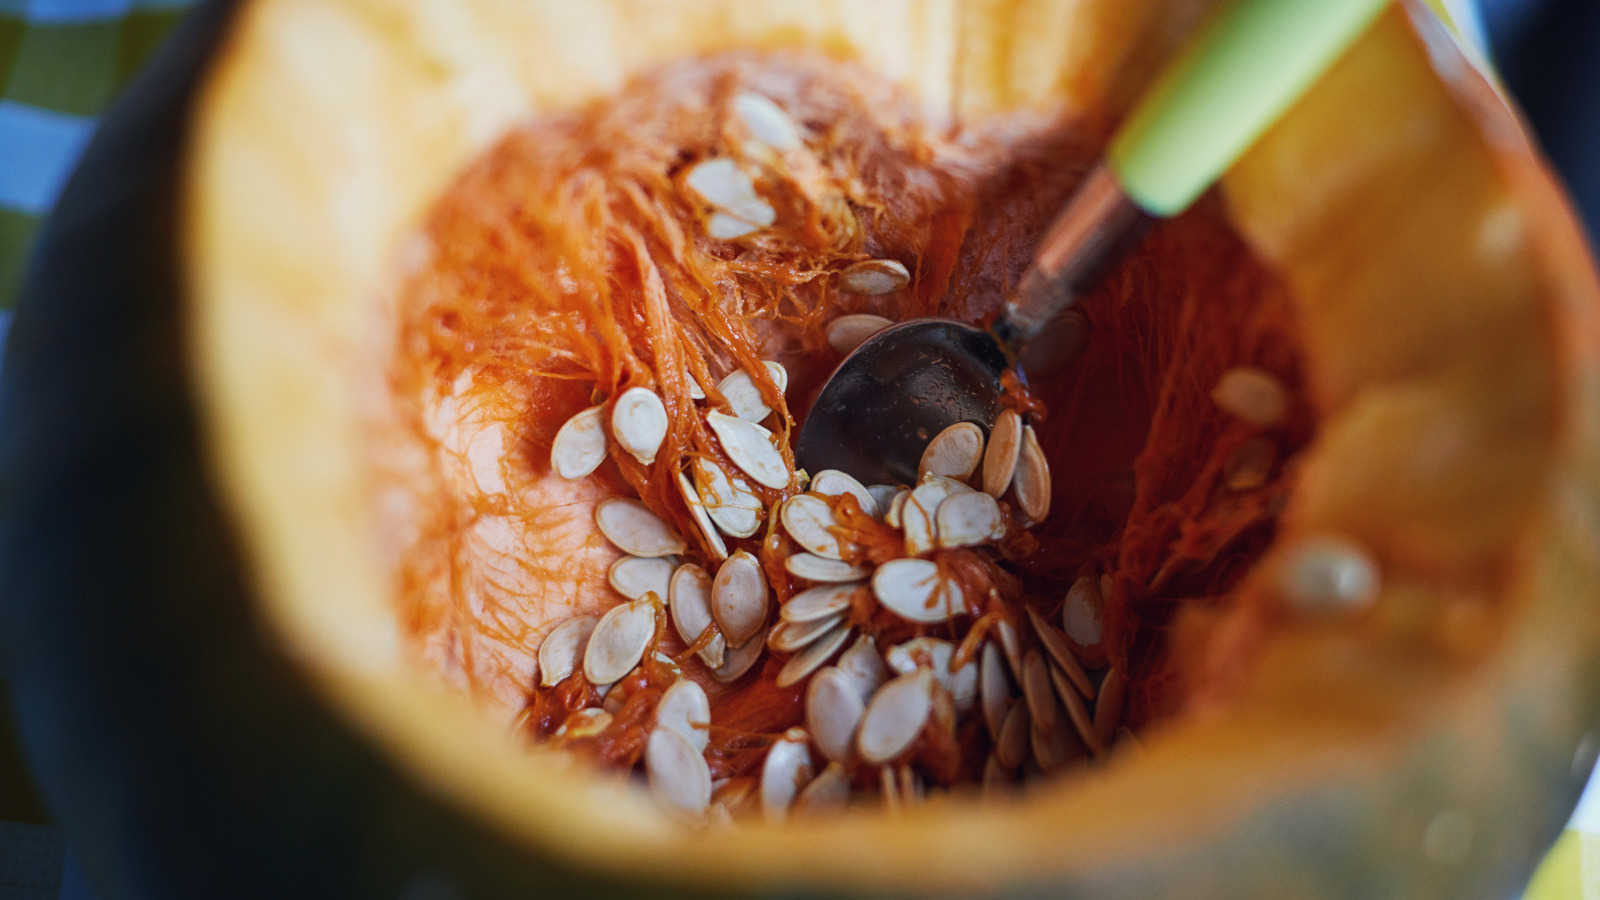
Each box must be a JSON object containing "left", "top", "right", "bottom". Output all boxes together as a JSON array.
[{"left": 795, "top": 0, "right": 1392, "bottom": 486}]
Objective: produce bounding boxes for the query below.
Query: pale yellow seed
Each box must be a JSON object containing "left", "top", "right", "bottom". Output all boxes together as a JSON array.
[
  {"left": 981, "top": 409, "right": 1023, "bottom": 498},
  {"left": 706, "top": 411, "right": 790, "bottom": 490},
  {"left": 825, "top": 314, "right": 894, "bottom": 355},
  {"left": 1011, "top": 425, "right": 1051, "bottom": 523},
  {"left": 918, "top": 421, "right": 985, "bottom": 482},
  {"left": 676, "top": 471, "right": 728, "bottom": 561},
  {"left": 550, "top": 404, "right": 608, "bottom": 480},
  {"left": 1211, "top": 366, "right": 1288, "bottom": 427},
  {"left": 1278, "top": 535, "right": 1380, "bottom": 612},
  {"left": 715, "top": 361, "right": 787, "bottom": 423},
  {"left": 839, "top": 259, "right": 910, "bottom": 295},
  {"left": 1224, "top": 436, "right": 1276, "bottom": 491},
  {"left": 595, "top": 498, "right": 686, "bottom": 558},
  {"left": 610, "top": 387, "right": 668, "bottom": 465},
  {"left": 1061, "top": 576, "right": 1104, "bottom": 647}
]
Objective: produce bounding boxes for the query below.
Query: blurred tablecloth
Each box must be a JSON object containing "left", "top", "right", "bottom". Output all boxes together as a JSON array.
[{"left": 0, "top": 1, "right": 1594, "bottom": 899}]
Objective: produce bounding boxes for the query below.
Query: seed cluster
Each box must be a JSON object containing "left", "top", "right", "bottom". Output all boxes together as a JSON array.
[
  {"left": 522, "top": 89, "right": 1146, "bottom": 822},
  {"left": 534, "top": 317, "right": 1149, "bottom": 822}
]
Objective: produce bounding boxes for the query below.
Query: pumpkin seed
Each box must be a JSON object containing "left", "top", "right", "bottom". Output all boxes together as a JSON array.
[
  {"left": 979, "top": 642, "right": 1011, "bottom": 739},
  {"left": 646, "top": 727, "right": 712, "bottom": 817},
  {"left": 1224, "top": 436, "right": 1275, "bottom": 491},
  {"left": 781, "top": 493, "right": 851, "bottom": 560},
  {"left": 1062, "top": 576, "right": 1104, "bottom": 647},
  {"left": 715, "top": 361, "right": 787, "bottom": 423},
  {"left": 806, "top": 667, "right": 866, "bottom": 762},
  {"left": 611, "top": 386, "right": 669, "bottom": 466},
  {"left": 669, "top": 563, "right": 725, "bottom": 668},
  {"left": 995, "top": 701, "right": 1031, "bottom": 769},
  {"left": 885, "top": 637, "right": 978, "bottom": 716},
  {"left": 935, "top": 490, "right": 1004, "bottom": 548},
  {"left": 884, "top": 488, "right": 910, "bottom": 528},
  {"left": 706, "top": 411, "right": 790, "bottom": 489},
  {"left": 712, "top": 621, "right": 767, "bottom": 683},
  {"left": 1012, "top": 425, "right": 1051, "bottom": 523},
  {"left": 584, "top": 598, "right": 657, "bottom": 686},
  {"left": 675, "top": 471, "right": 729, "bottom": 561},
  {"left": 707, "top": 211, "right": 763, "bottom": 240},
  {"left": 1048, "top": 662, "right": 1105, "bottom": 758},
  {"left": 784, "top": 552, "right": 869, "bottom": 583},
  {"left": 825, "top": 314, "right": 894, "bottom": 354},
  {"left": 711, "top": 777, "right": 758, "bottom": 820},
  {"left": 872, "top": 558, "right": 967, "bottom": 623},
  {"left": 555, "top": 707, "right": 612, "bottom": 740},
  {"left": 775, "top": 622, "right": 853, "bottom": 688},
  {"left": 1114, "top": 727, "right": 1142, "bottom": 756},
  {"left": 982, "top": 754, "right": 1012, "bottom": 797},
  {"left": 692, "top": 458, "right": 763, "bottom": 539},
  {"left": 1028, "top": 607, "right": 1092, "bottom": 698},
  {"left": 836, "top": 634, "right": 890, "bottom": 701},
  {"left": 924, "top": 474, "right": 976, "bottom": 495},
  {"left": 901, "top": 490, "right": 938, "bottom": 556},
  {"left": 1211, "top": 366, "right": 1288, "bottom": 427},
  {"left": 782, "top": 581, "right": 861, "bottom": 623},
  {"left": 655, "top": 679, "right": 711, "bottom": 752},
  {"left": 712, "top": 550, "right": 769, "bottom": 648},
  {"left": 996, "top": 618, "right": 1024, "bottom": 678},
  {"left": 607, "top": 556, "right": 675, "bottom": 602},
  {"left": 879, "top": 766, "right": 900, "bottom": 813},
  {"left": 918, "top": 421, "right": 984, "bottom": 481},
  {"left": 865, "top": 484, "right": 901, "bottom": 516},
  {"left": 685, "top": 158, "right": 775, "bottom": 230},
  {"left": 883, "top": 636, "right": 950, "bottom": 677},
  {"left": 678, "top": 490, "right": 734, "bottom": 561},
  {"left": 1031, "top": 709, "right": 1079, "bottom": 772},
  {"left": 682, "top": 365, "right": 707, "bottom": 400},
  {"left": 538, "top": 615, "right": 599, "bottom": 687},
  {"left": 595, "top": 498, "right": 687, "bottom": 558},
  {"left": 550, "top": 404, "right": 608, "bottom": 479},
  {"left": 732, "top": 92, "right": 802, "bottom": 151},
  {"left": 1278, "top": 535, "right": 1380, "bottom": 612},
  {"left": 767, "top": 613, "right": 845, "bottom": 653},
  {"left": 760, "top": 729, "right": 815, "bottom": 822},
  {"left": 857, "top": 669, "right": 934, "bottom": 765},
  {"left": 839, "top": 259, "right": 911, "bottom": 295},
  {"left": 794, "top": 762, "right": 851, "bottom": 814},
  {"left": 1094, "top": 668, "right": 1126, "bottom": 748},
  {"left": 902, "top": 477, "right": 967, "bottom": 556},
  {"left": 1020, "top": 650, "right": 1058, "bottom": 732},
  {"left": 809, "top": 469, "right": 878, "bottom": 516},
  {"left": 981, "top": 409, "right": 1022, "bottom": 498},
  {"left": 896, "top": 766, "right": 924, "bottom": 806}
]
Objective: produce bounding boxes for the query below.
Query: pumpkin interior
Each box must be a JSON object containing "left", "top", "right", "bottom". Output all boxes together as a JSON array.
[
  {"left": 187, "top": 0, "right": 1600, "bottom": 894},
  {"left": 382, "top": 46, "right": 1301, "bottom": 755}
]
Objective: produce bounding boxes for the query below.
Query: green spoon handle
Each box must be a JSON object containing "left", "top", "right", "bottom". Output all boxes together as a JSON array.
[
  {"left": 995, "top": 0, "right": 1392, "bottom": 350},
  {"left": 1109, "top": 0, "right": 1393, "bottom": 217}
]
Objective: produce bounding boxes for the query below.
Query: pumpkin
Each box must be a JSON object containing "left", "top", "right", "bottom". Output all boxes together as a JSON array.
[{"left": 4, "top": 0, "right": 1599, "bottom": 897}]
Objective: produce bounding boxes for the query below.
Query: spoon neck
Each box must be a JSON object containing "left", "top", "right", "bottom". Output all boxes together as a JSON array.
[{"left": 994, "top": 162, "right": 1148, "bottom": 352}]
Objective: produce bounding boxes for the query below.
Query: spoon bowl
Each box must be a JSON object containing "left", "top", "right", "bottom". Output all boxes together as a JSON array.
[{"left": 794, "top": 319, "right": 1008, "bottom": 486}]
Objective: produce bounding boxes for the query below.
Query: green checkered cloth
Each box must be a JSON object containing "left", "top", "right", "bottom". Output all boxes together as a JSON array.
[{"left": 0, "top": 0, "right": 193, "bottom": 313}]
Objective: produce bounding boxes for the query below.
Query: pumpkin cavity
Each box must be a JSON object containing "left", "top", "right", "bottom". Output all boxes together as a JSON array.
[{"left": 381, "top": 52, "right": 1320, "bottom": 822}]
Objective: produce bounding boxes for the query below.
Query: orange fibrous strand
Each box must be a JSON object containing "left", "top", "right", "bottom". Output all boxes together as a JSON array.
[
  {"left": 828, "top": 492, "right": 905, "bottom": 566},
  {"left": 1000, "top": 368, "right": 1048, "bottom": 421},
  {"left": 383, "top": 51, "right": 1307, "bottom": 768}
]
